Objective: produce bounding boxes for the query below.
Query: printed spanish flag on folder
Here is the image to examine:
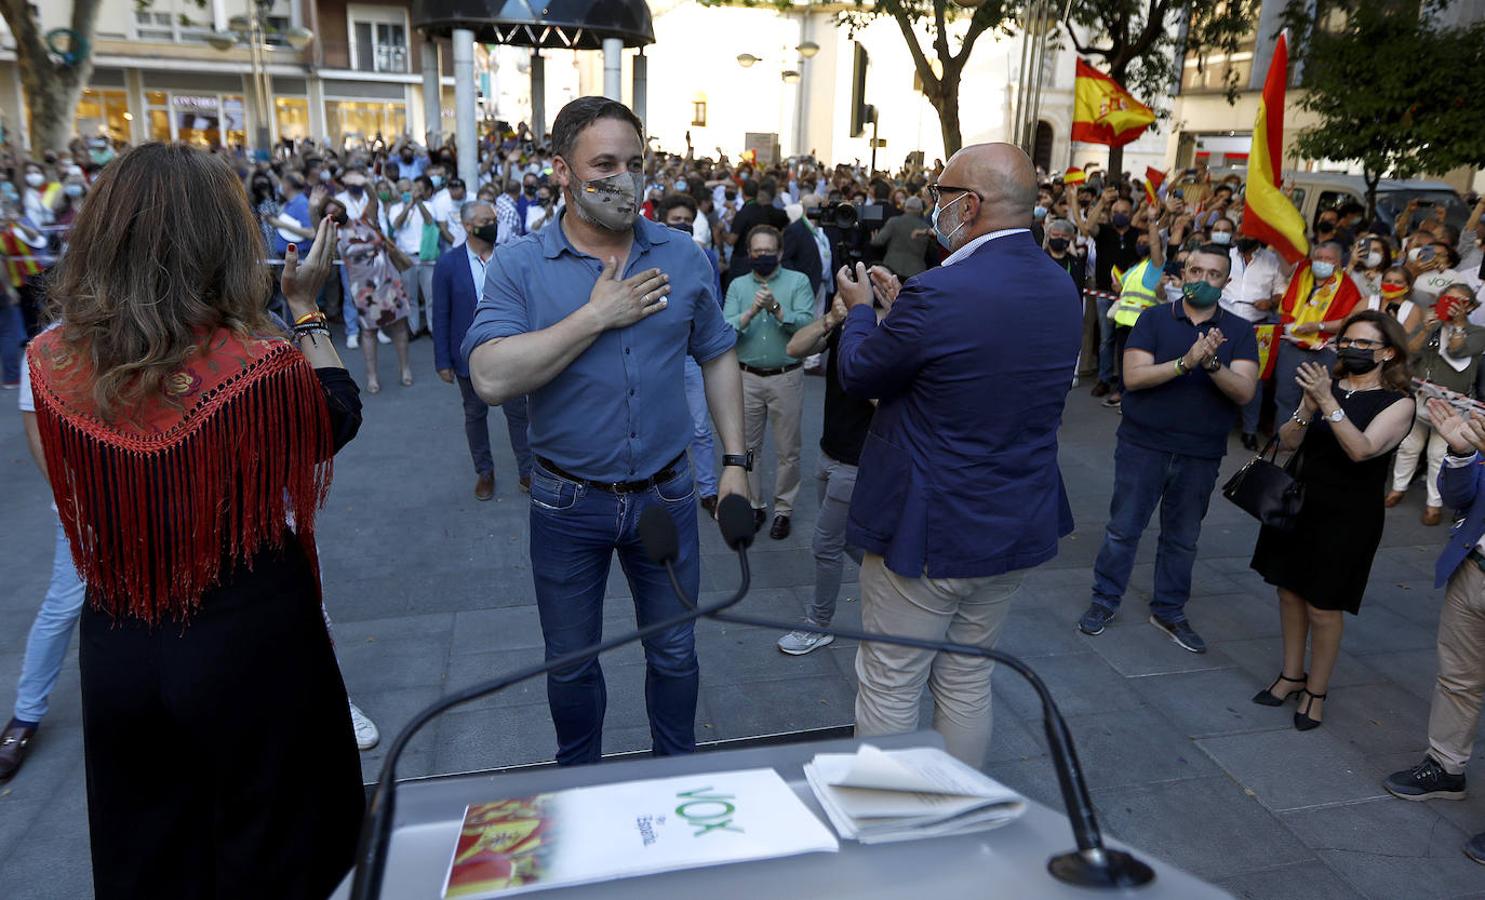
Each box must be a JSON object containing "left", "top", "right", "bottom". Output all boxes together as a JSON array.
[
  {"left": 1239, "top": 32, "right": 1309, "bottom": 264},
  {"left": 1071, "top": 60, "right": 1155, "bottom": 147}
]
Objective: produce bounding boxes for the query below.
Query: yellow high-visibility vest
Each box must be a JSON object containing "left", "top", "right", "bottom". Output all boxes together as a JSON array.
[{"left": 1111, "top": 259, "right": 1159, "bottom": 327}]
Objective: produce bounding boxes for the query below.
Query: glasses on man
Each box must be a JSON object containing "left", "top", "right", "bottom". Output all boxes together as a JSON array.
[
  {"left": 1336, "top": 337, "right": 1387, "bottom": 350},
  {"left": 927, "top": 184, "right": 979, "bottom": 206}
]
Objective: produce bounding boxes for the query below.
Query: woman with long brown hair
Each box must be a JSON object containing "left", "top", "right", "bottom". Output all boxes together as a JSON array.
[
  {"left": 26, "top": 143, "right": 364, "bottom": 898},
  {"left": 1249, "top": 310, "right": 1416, "bottom": 730}
]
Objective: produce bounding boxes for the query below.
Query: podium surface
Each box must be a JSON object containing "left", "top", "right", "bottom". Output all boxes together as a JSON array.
[{"left": 332, "top": 732, "right": 1230, "bottom": 899}]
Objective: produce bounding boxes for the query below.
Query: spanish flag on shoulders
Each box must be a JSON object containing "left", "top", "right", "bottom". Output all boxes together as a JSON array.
[
  {"left": 1071, "top": 60, "right": 1156, "bottom": 148},
  {"left": 1239, "top": 32, "right": 1309, "bottom": 264}
]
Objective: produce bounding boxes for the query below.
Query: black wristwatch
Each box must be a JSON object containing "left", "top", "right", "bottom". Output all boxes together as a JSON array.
[{"left": 722, "top": 452, "right": 754, "bottom": 472}]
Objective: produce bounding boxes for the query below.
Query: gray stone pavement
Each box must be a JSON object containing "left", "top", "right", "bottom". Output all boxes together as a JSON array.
[{"left": 4, "top": 334, "right": 1485, "bottom": 899}]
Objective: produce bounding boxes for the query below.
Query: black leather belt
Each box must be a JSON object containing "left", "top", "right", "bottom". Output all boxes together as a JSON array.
[
  {"left": 740, "top": 362, "right": 803, "bottom": 377},
  {"left": 536, "top": 452, "right": 686, "bottom": 494}
]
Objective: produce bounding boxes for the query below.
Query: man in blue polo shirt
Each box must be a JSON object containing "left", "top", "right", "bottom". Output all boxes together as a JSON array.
[
  {"left": 1078, "top": 244, "right": 1259, "bottom": 653},
  {"left": 461, "top": 97, "right": 748, "bottom": 767}
]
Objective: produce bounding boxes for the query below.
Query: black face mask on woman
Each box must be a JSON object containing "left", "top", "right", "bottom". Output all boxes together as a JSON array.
[{"left": 1337, "top": 347, "right": 1382, "bottom": 375}]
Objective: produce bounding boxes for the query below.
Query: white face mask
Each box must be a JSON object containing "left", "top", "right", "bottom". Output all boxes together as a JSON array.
[
  {"left": 1365, "top": 251, "right": 1383, "bottom": 268},
  {"left": 25, "top": 172, "right": 45, "bottom": 188},
  {"left": 1210, "top": 230, "right": 1232, "bottom": 246}
]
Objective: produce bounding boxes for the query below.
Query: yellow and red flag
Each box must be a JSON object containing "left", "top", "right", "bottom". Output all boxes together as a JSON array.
[
  {"left": 1239, "top": 32, "right": 1309, "bottom": 264},
  {"left": 1254, "top": 323, "right": 1280, "bottom": 380},
  {"left": 1062, "top": 166, "right": 1086, "bottom": 185},
  {"left": 1142, "top": 167, "right": 1165, "bottom": 208},
  {"left": 1071, "top": 60, "right": 1156, "bottom": 147}
]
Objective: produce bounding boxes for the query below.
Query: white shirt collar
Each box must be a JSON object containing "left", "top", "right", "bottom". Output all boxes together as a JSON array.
[{"left": 941, "top": 228, "right": 1030, "bottom": 267}]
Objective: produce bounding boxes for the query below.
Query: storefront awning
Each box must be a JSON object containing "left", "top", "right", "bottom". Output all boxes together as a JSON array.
[{"left": 411, "top": 0, "right": 655, "bottom": 49}]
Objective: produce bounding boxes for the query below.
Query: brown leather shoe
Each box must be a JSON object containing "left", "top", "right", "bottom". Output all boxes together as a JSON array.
[
  {"left": 1423, "top": 506, "right": 1443, "bottom": 526},
  {"left": 1385, "top": 490, "right": 1406, "bottom": 508},
  {"left": 0, "top": 720, "right": 37, "bottom": 781},
  {"left": 475, "top": 472, "right": 495, "bottom": 501},
  {"left": 770, "top": 515, "right": 792, "bottom": 540},
  {"left": 1091, "top": 381, "right": 1111, "bottom": 398}
]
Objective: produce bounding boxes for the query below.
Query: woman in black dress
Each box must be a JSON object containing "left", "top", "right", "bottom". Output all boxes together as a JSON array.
[
  {"left": 27, "top": 144, "right": 363, "bottom": 899},
  {"left": 1250, "top": 310, "right": 1416, "bottom": 730}
]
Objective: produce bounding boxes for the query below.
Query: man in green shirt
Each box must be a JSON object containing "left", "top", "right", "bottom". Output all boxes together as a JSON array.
[{"left": 724, "top": 224, "right": 816, "bottom": 538}]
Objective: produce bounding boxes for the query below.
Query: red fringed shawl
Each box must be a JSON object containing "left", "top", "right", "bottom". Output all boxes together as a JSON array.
[{"left": 26, "top": 328, "right": 335, "bottom": 624}]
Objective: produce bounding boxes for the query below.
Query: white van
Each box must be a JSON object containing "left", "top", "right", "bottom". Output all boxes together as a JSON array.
[{"left": 1284, "top": 172, "right": 1469, "bottom": 235}]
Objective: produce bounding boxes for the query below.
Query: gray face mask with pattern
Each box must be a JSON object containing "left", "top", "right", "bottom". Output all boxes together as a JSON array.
[{"left": 566, "top": 166, "right": 643, "bottom": 232}]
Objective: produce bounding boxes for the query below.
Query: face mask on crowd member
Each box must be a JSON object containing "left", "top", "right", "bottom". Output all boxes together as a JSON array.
[
  {"left": 1210, "top": 219, "right": 1235, "bottom": 246},
  {"left": 1310, "top": 243, "right": 1342, "bottom": 280},
  {"left": 63, "top": 181, "right": 85, "bottom": 199},
  {"left": 1110, "top": 201, "right": 1133, "bottom": 230},
  {"left": 448, "top": 178, "right": 467, "bottom": 202},
  {"left": 661, "top": 200, "right": 696, "bottom": 234},
  {"left": 930, "top": 187, "right": 973, "bottom": 251},
  {"left": 1335, "top": 321, "right": 1396, "bottom": 375},
  {"left": 1181, "top": 247, "right": 1231, "bottom": 309},
  {"left": 464, "top": 203, "right": 499, "bottom": 247},
  {"left": 24, "top": 167, "right": 46, "bottom": 189},
  {"left": 748, "top": 231, "right": 781, "bottom": 277}
]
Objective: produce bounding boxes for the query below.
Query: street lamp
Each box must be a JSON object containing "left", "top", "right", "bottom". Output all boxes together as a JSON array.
[
  {"left": 736, "top": 53, "right": 760, "bottom": 68},
  {"left": 781, "top": 69, "right": 801, "bottom": 84},
  {"left": 796, "top": 41, "right": 819, "bottom": 59},
  {"left": 209, "top": 0, "right": 313, "bottom": 158}
]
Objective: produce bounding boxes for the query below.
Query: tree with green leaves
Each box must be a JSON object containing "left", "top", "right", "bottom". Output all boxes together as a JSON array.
[
  {"left": 1061, "top": 0, "right": 1259, "bottom": 178},
  {"left": 1282, "top": 0, "right": 1485, "bottom": 221}
]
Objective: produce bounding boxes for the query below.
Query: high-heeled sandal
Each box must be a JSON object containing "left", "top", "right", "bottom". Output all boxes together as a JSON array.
[
  {"left": 1251, "top": 672, "right": 1307, "bottom": 707},
  {"left": 1294, "top": 690, "right": 1327, "bottom": 731}
]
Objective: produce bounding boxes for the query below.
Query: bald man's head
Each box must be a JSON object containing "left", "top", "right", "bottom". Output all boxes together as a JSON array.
[{"left": 934, "top": 143, "right": 1038, "bottom": 252}]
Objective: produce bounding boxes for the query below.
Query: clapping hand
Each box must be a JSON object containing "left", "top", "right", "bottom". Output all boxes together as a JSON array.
[
  {"left": 835, "top": 261, "right": 874, "bottom": 309},
  {"left": 1428, "top": 398, "right": 1485, "bottom": 455},
  {"left": 1296, "top": 361, "right": 1333, "bottom": 405},
  {"left": 282, "top": 217, "right": 338, "bottom": 319},
  {"left": 868, "top": 265, "right": 902, "bottom": 311},
  {"left": 1183, "top": 329, "right": 1225, "bottom": 370}
]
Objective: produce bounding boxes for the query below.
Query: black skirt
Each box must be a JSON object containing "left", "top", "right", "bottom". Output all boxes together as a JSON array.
[{"left": 80, "top": 537, "right": 365, "bottom": 900}]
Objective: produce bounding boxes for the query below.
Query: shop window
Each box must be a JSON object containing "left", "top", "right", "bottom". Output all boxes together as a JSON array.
[
  {"left": 692, "top": 101, "right": 707, "bottom": 128},
  {"left": 326, "top": 100, "right": 407, "bottom": 150},
  {"left": 275, "top": 97, "right": 311, "bottom": 140},
  {"left": 75, "top": 89, "right": 131, "bottom": 143}
]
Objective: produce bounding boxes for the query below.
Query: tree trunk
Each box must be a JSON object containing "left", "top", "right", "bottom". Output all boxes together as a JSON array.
[
  {"left": 2, "top": 0, "right": 100, "bottom": 153},
  {"left": 935, "top": 81, "right": 963, "bottom": 158},
  {"left": 1363, "top": 168, "right": 1380, "bottom": 228},
  {"left": 1107, "top": 145, "right": 1126, "bottom": 184}
]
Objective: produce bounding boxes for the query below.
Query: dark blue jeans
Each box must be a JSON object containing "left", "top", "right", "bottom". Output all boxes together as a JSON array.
[
  {"left": 528, "top": 458, "right": 701, "bottom": 766},
  {"left": 1090, "top": 440, "right": 1222, "bottom": 623}
]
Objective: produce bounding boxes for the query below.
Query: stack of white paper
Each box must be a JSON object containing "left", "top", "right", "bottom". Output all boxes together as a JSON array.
[{"left": 803, "top": 744, "right": 1026, "bottom": 845}]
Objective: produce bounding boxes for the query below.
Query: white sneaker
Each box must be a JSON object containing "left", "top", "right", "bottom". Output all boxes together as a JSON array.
[
  {"left": 376, "top": 329, "right": 392, "bottom": 345},
  {"left": 777, "top": 626, "right": 834, "bottom": 656},
  {"left": 349, "top": 701, "right": 380, "bottom": 750},
  {"left": 346, "top": 332, "right": 359, "bottom": 350}
]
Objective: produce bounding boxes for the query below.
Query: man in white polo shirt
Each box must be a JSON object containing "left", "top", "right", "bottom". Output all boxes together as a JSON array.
[{"left": 1215, "top": 219, "right": 1285, "bottom": 450}]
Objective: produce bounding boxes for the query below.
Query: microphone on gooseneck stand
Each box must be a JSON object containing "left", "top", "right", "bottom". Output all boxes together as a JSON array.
[
  {"left": 347, "top": 509, "right": 755, "bottom": 900},
  {"left": 643, "top": 495, "right": 1156, "bottom": 890}
]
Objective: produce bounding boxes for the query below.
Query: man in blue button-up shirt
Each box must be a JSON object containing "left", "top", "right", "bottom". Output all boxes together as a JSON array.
[{"left": 461, "top": 97, "right": 748, "bottom": 767}]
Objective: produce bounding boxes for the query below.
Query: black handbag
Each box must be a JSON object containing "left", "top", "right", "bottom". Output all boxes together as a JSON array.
[{"left": 1222, "top": 436, "right": 1305, "bottom": 531}]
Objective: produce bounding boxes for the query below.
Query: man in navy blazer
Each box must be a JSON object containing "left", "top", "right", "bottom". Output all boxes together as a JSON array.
[
  {"left": 834, "top": 143, "right": 1082, "bottom": 766},
  {"left": 432, "top": 200, "right": 532, "bottom": 499},
  {"left": 1385, "top": 399, "right": 1485, "bottom": 863}
]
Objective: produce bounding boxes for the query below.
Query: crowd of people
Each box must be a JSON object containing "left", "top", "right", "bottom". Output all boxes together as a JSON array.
[{"left": 7, "top": 94, "right": 1485, "bottom": 897}]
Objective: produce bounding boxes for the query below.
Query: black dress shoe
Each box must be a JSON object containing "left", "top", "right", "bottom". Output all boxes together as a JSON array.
[
  {"left": 0, "top": 719, "right": 37, "bottom": 781},
  {"left": 699, "top": 495, "right": 718, "bottom": 518},
  {"left": 1294, "top": 690, "right": 1327, "bottom": 731},
  {"left": 1091, "top": 381, "right": 1111, "bottom": 398},
  {"left": 1241, "top": 432, "right": 1260, "bottom": 452},
  {"left": 770, "top": 515, "right": 791, "bottom": 540},
  {"left": 753, "top": 508, "right": 766, "bottom": 532}
]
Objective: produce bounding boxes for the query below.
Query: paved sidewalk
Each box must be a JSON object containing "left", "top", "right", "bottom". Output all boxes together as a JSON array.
[{"left": 3, "top": 336, "right": 1484, "bottom": 898}]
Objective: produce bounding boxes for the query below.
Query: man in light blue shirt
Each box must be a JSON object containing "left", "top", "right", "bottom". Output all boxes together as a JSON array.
[
  {"left": 723, "top": 224, "right": 815, "bottom": 539},
  {"left": 462, "top": 97, "right": 749, "bottom": 767}
]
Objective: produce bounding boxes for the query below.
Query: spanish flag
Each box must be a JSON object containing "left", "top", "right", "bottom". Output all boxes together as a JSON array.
[
  {"left": 1063, "top": 166, "right": 1086, "bottom": 185},
  {"left": 1239, "top": 32, "right": 1309, "bottom": 264},
  {"left": 1142, "top": 167, "right": 1165, "bottom": 208},
  {"left": 1071, "top": 60, "right": 1156, "bottom": 147}
]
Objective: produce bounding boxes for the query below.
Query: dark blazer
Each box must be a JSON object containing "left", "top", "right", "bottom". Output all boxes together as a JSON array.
[
  {"left": 837, "top": 230, "right": 1083, "bottom": 579},
  {"left": 432, "top": 243, "right": 484, "bottom": 378},
  {"left": 1436, "top": 457, "right": 1485, "bottom": 588},
  {"left": 781, "top": 218, "right": 824, "bottom": 295}
]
